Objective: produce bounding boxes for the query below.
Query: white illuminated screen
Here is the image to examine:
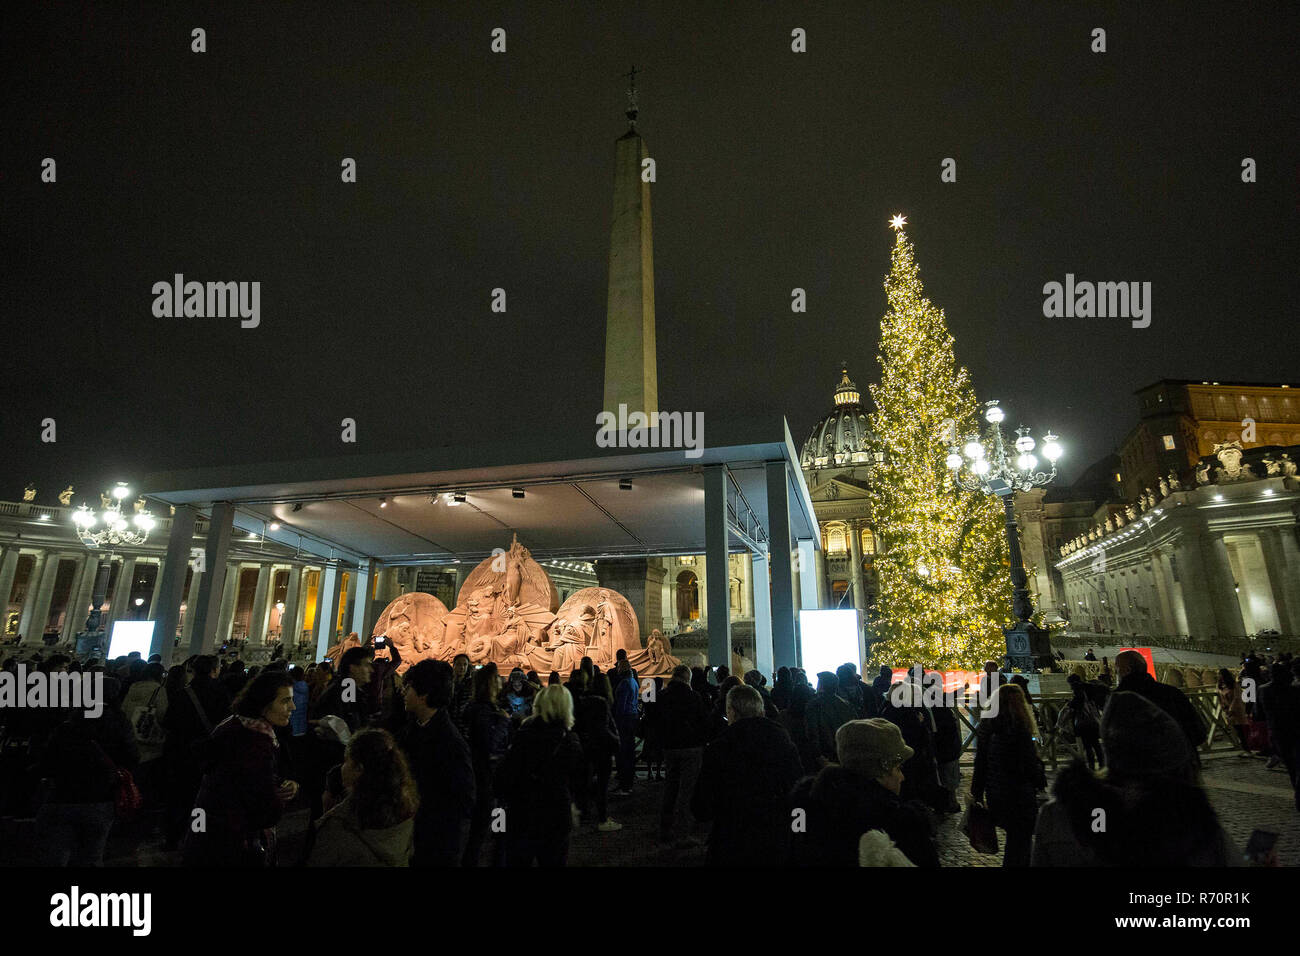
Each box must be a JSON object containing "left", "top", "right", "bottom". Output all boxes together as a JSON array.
[
  {"left": 108, "top": 620, "right": 155, "bottom": 659},
  {"left": 798, "top": 609, "right": 861, "bottom": 680}
]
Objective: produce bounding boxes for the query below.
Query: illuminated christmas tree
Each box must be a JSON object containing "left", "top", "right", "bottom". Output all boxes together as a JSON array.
[{"left": 866, "top": 217, "right": 1013, "bottom": 669}]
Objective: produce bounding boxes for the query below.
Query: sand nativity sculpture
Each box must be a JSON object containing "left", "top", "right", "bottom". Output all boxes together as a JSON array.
[{"left": 369, "top": 535, "right": 680, "bottom": 677}]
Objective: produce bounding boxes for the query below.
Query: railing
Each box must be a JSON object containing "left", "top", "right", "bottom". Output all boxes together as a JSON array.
[
  {"left": 1053, "top": 631, "right": 1299, "bottom": 656},
  {"left": 954, "top": 686, "right": 1238, "bottom": 770}
]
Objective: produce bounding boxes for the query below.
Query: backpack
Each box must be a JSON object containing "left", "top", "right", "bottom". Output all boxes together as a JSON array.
[{"left": 131, "top": 686, "right": 166, "bottom": 747}]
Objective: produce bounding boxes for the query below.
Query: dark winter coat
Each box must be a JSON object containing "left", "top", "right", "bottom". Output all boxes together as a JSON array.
[
  {"left": 804, "top": 690, "right": 856, "bottom": 759},
  {"left": 1256, "top": 677, "right": 1300, "bottom": 750},
  {"left": 881, "top": 685, "right": 945, "bottom": 809},
  {"left": 396, "top": 708, "right": 475, "bottom": 864},
  {"left": 651, "top": 680, "right": 709, "bottom": 750},
  {"left": 691, "top": 716, "right": 804, "bottom": 866},
  {"left": 1031, "top": 759, "right": 1244, "bottom": 866},
  {"left": 494, "top": 718, "right": 585, "bottom": 835},
  {"left": 574, "top": 692, "right": 619, "bottom": 759},
  {"left": 182, "top": 717, "right": 285, "bottom": 866},
  {"left": 932, "top": 706, "right": 963, "bottom": 765},
  {"left": 40, "top": 708, "right": 139, "bottom": 804},
  {"left": 790, "top": 764, "right": 939, "bottom": 867},
  {"left": 1116, "top": 672, "right": 1207, "bottom": 752},
  {"left": 970, "top": 720, "right": 1045, "bottom": 827}
]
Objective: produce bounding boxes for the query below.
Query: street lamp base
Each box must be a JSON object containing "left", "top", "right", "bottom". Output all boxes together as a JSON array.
[{"left": 1003, "top": 621, "right": 1052, "bottom": 673}]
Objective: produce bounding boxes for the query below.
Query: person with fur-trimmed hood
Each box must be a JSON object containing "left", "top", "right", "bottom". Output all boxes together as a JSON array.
[{"left": 1032, "top": 691, "right": 1245, "bottom": 867}]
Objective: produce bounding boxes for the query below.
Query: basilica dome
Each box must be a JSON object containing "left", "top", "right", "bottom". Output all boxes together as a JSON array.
[{"left": 800, "top": 366, "right": 879, "bottom": 468}]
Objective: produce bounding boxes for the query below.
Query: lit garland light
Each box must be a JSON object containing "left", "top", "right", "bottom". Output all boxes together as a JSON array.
[{"left": 866, "top": 221, "right": 1014, "bottom": 669}]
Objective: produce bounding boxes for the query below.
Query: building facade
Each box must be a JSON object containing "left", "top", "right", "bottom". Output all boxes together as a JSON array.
[{"left": 1056, "top": 442, "right": 1300, "bottom": 639}]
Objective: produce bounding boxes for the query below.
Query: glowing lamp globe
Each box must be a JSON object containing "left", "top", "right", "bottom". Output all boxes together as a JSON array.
[
  {"left": 1014, "top": 435, "right": 1035, "bottom": 453},
  {"left": 1017, "top": 453, "right": 1038, "bottom": 472},
  {"left": 984, "top": 405, "right": 1005, "bottom": 424},
  {"left": 963, "top": 440, "right": 985, "bottom": 460},
  {"left": 945, "top": 452, "right": 963, "bottom": 470},
  {"left": 1042, "top": 434, "right": 1062, "bottom": 462}
]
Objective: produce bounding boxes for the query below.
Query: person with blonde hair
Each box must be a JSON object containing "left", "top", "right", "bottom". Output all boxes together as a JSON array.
[
  {"left": 970, "top": 683, "right": 1045, "bottom": 867},
  {"left": 495, "top": 684, "right": 585, "bottom": 866}
]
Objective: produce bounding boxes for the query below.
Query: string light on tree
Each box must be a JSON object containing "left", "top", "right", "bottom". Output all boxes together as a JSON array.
[{"left": 866, "top": 216, "right": 1014, "bottom": 670}]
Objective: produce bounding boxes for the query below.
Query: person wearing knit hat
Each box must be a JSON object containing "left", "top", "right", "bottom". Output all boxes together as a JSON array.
[
  {"left": 836, "top": 718, "right": 914, "bottom": 784},
  {"left": 1031, "top": 692, "right": 1243, "bottom": 867},
  {"left": 788, "top": 718, "right": 937, "bottom": 867}
]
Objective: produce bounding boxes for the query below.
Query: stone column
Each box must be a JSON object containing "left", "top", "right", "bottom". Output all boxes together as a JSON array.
[
  {"left": 215, "top": 563, "right": 241, "bottom": 646},
  {"left": 181, "top": 564, "right": 203, "bottom": 647},
  {"left": 62, "top": 556, "right": 98, "bottom": 643},
  {"left": 1203, "top": 534, "right": 1247, "bottom": 638},
  {"left": 247, "top": 563, "right": 272, "bottom": 644},
  {"left": 105, "top": 556, "right": 137, "bottom": 633},
  {"left": 342, "top": 567, "right": 358, "bottom": 634},
  {"left": 280, "top": 564, "right": 303, "bottom": 649},
  {"left": 15, "top": 552, "right": 46, "bottom": 641},
  {"left": 20, "top": 552, "right": 61, "bottom": 643},
  {"left": 0, "top": 546, "right": 20, "bottom": 627},
  {"left": 190, "top": 501, "right": 235, "bottom": 656},
  {"left": 1258, "top": 528, "right": 1299, "bottom": 637},
  {"left": 350, "top": 559, "right": 378, "bottom": 640},
  {"left": 1174, "top": 535, "right": 1218, "bottom": 639},
  {"left": 765, "top": 461, "right": 797, "bottom": 670},
  {"left": 314, "top": 562, "right": 343, "bottom": 659},
  {"left": 848, "top": 520, "right": 866, "bottom": 613},
  {"left": 751, "top": 552, "right": 773, "bottom": 679},
  {"left": 815, "top": 548, "right": 829, "bottom": 611},
  {"left": 1147, "top": 553, "right": 1177, "bottom": 638},
  {"left": 151, "top": 504, "right": 197, "bottom": 663},
  {"left": 797, "top": 539, "right": 818, "bottom": 611},
  {"left": 703, "top": 465, "right": 731, "bottom": 667}
]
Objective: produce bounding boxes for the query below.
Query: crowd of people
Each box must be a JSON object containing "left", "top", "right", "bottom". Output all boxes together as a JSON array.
[{"left": 1, "top": 640, "right": 1295, "bottom": 868}]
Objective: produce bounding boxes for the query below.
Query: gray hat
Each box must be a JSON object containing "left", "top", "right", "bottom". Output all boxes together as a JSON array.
[
  {"left": 836, "top": 718, "right": 914, "bottom": 777},
  {"left": 1101, "top": 691, "right": 1192, "bottom": 776}
]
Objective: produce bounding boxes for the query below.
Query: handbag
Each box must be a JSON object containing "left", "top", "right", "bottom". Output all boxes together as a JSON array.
[
  {"left": 132, "top": 686, "right": 166, "bottom": 747},
  {"left": 960, "top": 798, "right": 999, "bottom": 854},
  {"left": 113, "top": 767, "right": 144, "bottom": 819}
]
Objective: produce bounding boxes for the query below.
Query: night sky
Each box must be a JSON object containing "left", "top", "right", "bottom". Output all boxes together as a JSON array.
[{"left": 3, "top": 1, "right": 1297, "bottom": 506}]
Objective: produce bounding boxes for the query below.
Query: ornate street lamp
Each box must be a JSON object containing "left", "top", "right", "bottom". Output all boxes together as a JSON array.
[
  {"left": 948, "top": 401, "right": 1063, "bottom": 671},
  {"left": 72, "top": 482, "right": 156, "bottom": 548}
]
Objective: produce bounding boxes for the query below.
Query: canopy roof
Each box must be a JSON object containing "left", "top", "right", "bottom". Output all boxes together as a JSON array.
[{"left": 140, "top": 415, "right": 819, "bottom": 566}]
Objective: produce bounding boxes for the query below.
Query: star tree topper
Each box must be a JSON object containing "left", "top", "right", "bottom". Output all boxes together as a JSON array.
[{"left": 889, "top": 213, "right": 908, "bottom": 231}]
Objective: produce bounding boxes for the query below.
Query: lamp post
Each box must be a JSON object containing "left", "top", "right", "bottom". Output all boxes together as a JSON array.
[{"left": 947, "top": 401, "right": 1063, "bottom": 671}]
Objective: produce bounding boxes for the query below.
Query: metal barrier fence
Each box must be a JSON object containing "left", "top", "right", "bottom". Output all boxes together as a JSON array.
[{"left": 953, "top": 686, "right": 1237, "bottom": 770}]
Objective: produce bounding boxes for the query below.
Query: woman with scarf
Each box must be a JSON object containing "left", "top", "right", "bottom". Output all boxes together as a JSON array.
[{"left": 182, "top": 671, "right": 299, "bottom": 867}]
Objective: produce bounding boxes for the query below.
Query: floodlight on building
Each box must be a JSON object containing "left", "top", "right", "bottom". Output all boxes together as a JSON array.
[
  {"left": 1263, "top": 489, "right": 1275, "bottom": 496},
  {"left": 269, "top": 521, "right": 281, "bottom": 530},
  {"left": 619, "top": 478, "right": 632, "bottom": 490},
  {"left": 378, "top": 498, "right": 388, "bottom": 508},
  {"left": 512, "top": 488, "right": 525, "bottom": 499},
  {"left": 292, "top": 502, "right": 303, "bottom": 512},
  {"left": 452, "top": 492, "right": 467, "bottom": 504},
  {"left": 1213, "top": 494, "right": 1224, "bottom": 501},
  {"left": 134, "top": 598, "right": 144, "bottom": 607}
]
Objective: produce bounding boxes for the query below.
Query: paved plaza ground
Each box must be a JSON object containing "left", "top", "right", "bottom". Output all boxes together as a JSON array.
[{"left": 2, "top": 748, "right": 1293, "bottom": 868}]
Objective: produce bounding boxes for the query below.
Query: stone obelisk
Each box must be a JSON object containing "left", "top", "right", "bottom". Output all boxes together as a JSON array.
[
  {"left": 602, "top": 66, "right": 658, "bottom": 419},
  {"left": 595, "top": 68, "right": 665, "bottom": 641}
]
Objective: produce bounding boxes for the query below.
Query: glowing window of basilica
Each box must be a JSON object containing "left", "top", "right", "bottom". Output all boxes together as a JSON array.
[
  {"left": 825, "top": 524, "right": 848, "bottom": 553},
  {"left": 861, "top": 528, "right": 877, "bottom": 555},
  {"left": 831, "top": 580, "right": 849, "bottom": 602}
]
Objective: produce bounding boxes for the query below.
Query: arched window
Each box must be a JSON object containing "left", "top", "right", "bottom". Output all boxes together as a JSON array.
[
  {"left": 825, "top": 524, "right": 848, "bottom": 554},
  {"left": 676, "top": 570, "right": 700, "bottom": 621},
  {"left": 861, "top": 528, "right": 877, "bottom": 555}
]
